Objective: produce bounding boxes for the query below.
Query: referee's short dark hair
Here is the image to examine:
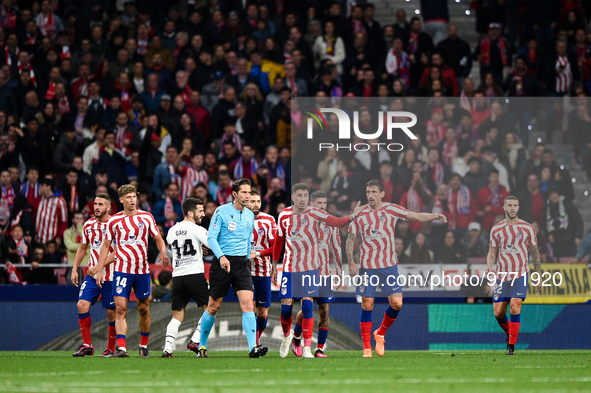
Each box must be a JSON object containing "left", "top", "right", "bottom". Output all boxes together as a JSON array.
[
  {"left": 232, "top": 178, "right": 251, "bottom": 193},
  {"left": 310, "top": 191, "right": 327, "bottom": 201},
  {"left": 292, "top": 183, "right": 310, "bottom": 194},
  {"left": 183, "top": 197, "right": 203, "bottom": 216}
]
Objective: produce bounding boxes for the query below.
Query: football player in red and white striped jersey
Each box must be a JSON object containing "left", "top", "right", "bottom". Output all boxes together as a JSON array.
[
  {"left": 35, "top": 178, "right": 68, "bottom": 245},
  {"left": 71, "top": 195, "right": 117, "bottom": 357},
  {"left": 246, "top": 189, "right": 276, "bottom": 347},
  {"left": 272, "top": 183, "right": 364, "bottom": 359},
  {"left": 94, "top": 184, "right": 169, "bottom": 358},
  {"left": 486, "top": 195, "right": 542, "bottom": 355},
  {"left": 347, "top": 180, "right": 447, "bottom": 358},
  {"left": 293, "top": 191, "right": 343, "bottom": 358}
]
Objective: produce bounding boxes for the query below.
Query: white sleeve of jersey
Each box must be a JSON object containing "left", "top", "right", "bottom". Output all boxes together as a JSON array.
[{"left": 194, "top": 226, "right": 210, "bottom": 249}]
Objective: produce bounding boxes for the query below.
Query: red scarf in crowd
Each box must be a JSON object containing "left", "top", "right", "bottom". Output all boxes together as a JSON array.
[
  {"left": 69, "top": 186, "right": 78, "bottom": 212},
  {"left": 164, "top": 196, "right": 175, "bottom": 228},
  {"left": 57, "top": 95, "right": 70, "bottom": 115},
  {"left": 426, "top": 161, "right": 445, "bottom": 186},
  {"left": 137, "top": 37, "right": 149, "bottom": 55},
  {"left": 479, "top": 36, "right": 507, "bottom": 67},
  {"left": 36, "top": 12, "right": 56, "bottom": 40},
  {"left": 45, "top": 81, "right": 56, "bottom": 100},
  {"left": 442, "top": 140, "right": 458, "bottom": 166},
  {"left": 448, "top": 185, "right": 471, "bottom": 230},
  {"left": 431, "top": 196, "right": 447, "bottom": 227},
  {"left": 4, "top": 45, "right": 18, "bottom": 66},
  {"left": 406, "top": 184, "right": 431, "bottom": 213},
  {"left": 180, "top": 84, "right": 192, "bottom": 105},
  {"left": 17, "top": 61, "right": 36, "bottom": 86}
]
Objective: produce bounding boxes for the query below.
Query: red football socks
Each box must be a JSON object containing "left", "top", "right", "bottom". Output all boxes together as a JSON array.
[
  {"left": 107, "top": 322, "right": 116, "bottom": 351},
  {"left": 281, "top": 316, "right": 293, "bottom": 337},
  {"left": 78, "top": 313, "right": 91, "bottom": 346},
  {"left": 302, "top": 317, "right": 313, "bottom": 348},
  {"left": 376, "top": 313, "right": 396, "bottom": 336},
  {"left": 360, "top": 321, "right": 372, "bottom": 350},
  {"left": 509, "top": 322, "right": 520, "bottom": 345}
]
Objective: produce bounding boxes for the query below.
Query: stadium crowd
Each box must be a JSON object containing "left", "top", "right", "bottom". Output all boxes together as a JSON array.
[{"left": 0, "top": 0, "right": 589, "bottom": 285}]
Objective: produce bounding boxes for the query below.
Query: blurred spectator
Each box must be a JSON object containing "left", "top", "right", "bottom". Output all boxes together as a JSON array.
[
  {"left": 475, "top": 168, "right": 510, "bottom": 231},
  {"left": 153, "top": 269, "right": 172, "bottom": 301},
  {"left": 447, "top": 174, "right": 475, "bottom": 238},
  {"left": 63, "top": 211, "right": 86, "bottom": 266},
  {"left": 437, "top": 24, "right": 472, "bottom": 85},
  {"left": 153, "top": 182, "right": 183, "bottom": 235},
  {"left": 436, "top": 230, "right": 466, "bottom": 263},
  {"left": 542, "top": 189, "right": 583, "bottom": 258},
  {"left": 404, "top": 232, "right": 433, "bottom": 264},
  {"left": 35, "top": 178, "right": 67, "bottom": 246},
  {"left": 516, "top": 172, "right": 545, "bottom": 226},
  {"left": 328, "top": 158, "right": 362, "bottom": 211},
  {"left": 474, "top": 23, "right": 509, "bottom": 85},
  {"left": 460, "top": 222, "right": 488, "bottom": 257}
]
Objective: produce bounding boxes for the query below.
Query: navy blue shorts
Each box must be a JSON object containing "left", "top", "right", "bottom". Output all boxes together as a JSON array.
[
  {"left": 279, "top": 269, "right": 319, "bottom": 299},
  {"left": 356, "top": 265, "right": 404, "bottom": 298},
  {"left": 112, "top": 272, "right": 151, "bottom": 300},
  {"left": 493, "top": 274, "right": 528, "bottom": 303},
  {"left": 317, "top": 276, "right": 335, "bottom": 304},
  {"left": 252, "top": 276, "right": 272, "bottom": 308},
  {"left": 78, "top": 275, "right": 115, "bottom": 308}
]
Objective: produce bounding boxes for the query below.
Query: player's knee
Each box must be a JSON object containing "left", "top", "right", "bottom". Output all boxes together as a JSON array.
[
  {"left": 240, "top": 301, "right": 254, "bottom": 313},
  {"left": 390, "top": 298, "right": 403, "bottom": 310},
  {"left": 361, "top": 298, "right": 374, "bottom": 311},
  {"left": 510, "top": 305, "right": 521, "bottom": 315},
  {"left": 106, "top": 308, "right": 116, "bottom": 321},
  {"left": 137, "top": 304, "right": 150, "bottom": 317},
  {"left": 116, "top": 306, "right": 127, "bottom": 317},
  {"left": 208, "top": 303, "right": 220, "bottom": 315},
  {"left": 258, "top": 308, "right": 268, "bottom": 319},
  {"left": 281, "top": 298, "right": 293, "bottom": 306},
  {"left": 76, "top": 300, "right": 89, "bottom": 313}
]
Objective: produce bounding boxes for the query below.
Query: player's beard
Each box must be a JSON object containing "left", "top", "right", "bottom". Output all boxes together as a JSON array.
[
  {"left": 95, "top": 209, "right": 106, "bottom": 218},
  {"left": 505, "top": 211, "right": 518, "bottom": 219}
]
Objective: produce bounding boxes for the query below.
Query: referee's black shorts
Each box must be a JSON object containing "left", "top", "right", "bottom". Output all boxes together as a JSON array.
[
  {"left": 209, "top": 255, "right": 253, "bottom": 299},
  {"left": 171, "top": 273, "right": 210, "bottom": 311}
]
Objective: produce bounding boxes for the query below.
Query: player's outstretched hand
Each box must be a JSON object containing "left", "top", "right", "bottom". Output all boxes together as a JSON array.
[
  {"left": 249, "top": 252, "right": 256, "bottom": 259},
  {"left": 95, "top": 271, "right": 104, "bottom": 288},
  {"left": 352, "top": 201, "right": 363, "bottom": 219},
  {"left": 435, "top": 212, "right": 448, "bottom": 224},
  {"left": 71, "top": 270, "right": 79, "bottom": 287},
  {"left": 348, "top": 261, "right": 359, "bottom": 277},
  {"left": 271, "top": 266, "right": 278, "bottom": 286},
  {"left": 160, "top": 252, "right": 170, "bottom": 267}
]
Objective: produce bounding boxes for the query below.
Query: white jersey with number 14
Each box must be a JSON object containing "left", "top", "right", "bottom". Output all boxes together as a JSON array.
[{"left": 166, "top": 221, "right": 210, "bottom": 277}]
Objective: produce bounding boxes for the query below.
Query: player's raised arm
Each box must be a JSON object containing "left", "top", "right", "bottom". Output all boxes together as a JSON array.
[
  {"left": 71, "top": 243, "right": 88, "bottom": 286},
  {"left": 312, "top": 202, "right": 364, "bottom": 228},
  {"left": 407, "top": 211, "right": 448, "bottom": 223}
]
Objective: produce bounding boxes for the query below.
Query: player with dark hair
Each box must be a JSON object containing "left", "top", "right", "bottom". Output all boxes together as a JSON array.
[
  {"left": 246, "top": 189, "right": 276, "bottom": 346},
  {"left": 292, "top": 190, "right": 343, "bottom": 357},
  {"left": 93, "top": 184, "right": 169, "bottom": 358},
  {"left": 71, "top": 194, "right": 117, "bottom": 357},
  {"left": 486, "top": 195, "right": 542, "bottom": 355},
  {"left": 198, "top": 178, "right": 268, "bottom": 358},
  {"left": 347, "top": 179, "right": 447, "bottom": 358},
  {"left": 273, "top": 183, "right": 363, "bottom": 358},
  {"left": 161, "top": 198, "right": 210, "bottom": 358}
]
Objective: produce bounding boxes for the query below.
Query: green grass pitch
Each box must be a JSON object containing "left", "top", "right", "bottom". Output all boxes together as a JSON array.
[{"left": 0, "top": 350, "right": 590, "bottom": 393}]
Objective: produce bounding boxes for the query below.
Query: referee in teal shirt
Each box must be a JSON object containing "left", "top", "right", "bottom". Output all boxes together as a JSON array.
[{"left": 198, "top": 178, "right": 268, "bottom": 358}]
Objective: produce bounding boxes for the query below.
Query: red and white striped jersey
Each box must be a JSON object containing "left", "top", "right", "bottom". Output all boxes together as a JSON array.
[
  {"left": 106, "top": 210, "right": 160, "bottom": 274},
  {"left": 180, "top": 166, "right": 209, "bottom": 201},
  {"left": 35, "top": 194, "right": 68, "bottom": 244},
  {"left": 318, "top": 222, "right": 342, "bottom": 276},
  {"left": 274, "top": 206, "right": 351, "bottom": 273},
  {"left": 82, "top": 217, "right": 115, "bottom": 281},
  {"left": 348, "top": 203, "right": 409, "bottom": 269},
  {"left": 489, "top": 219, "right": 537, "bottom": 281},
  {"left": 555, "top": 55, "right": 573, "bottom": 94},
  {"left": 250, "top": 212, "right": 276, "bottom": 277}
]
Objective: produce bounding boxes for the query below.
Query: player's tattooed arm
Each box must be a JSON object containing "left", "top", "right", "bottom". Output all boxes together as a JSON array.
[
  {"left": 346, "top": 233, "right": 358, "bottom": 276},
  {"left": 529, "top": 244, "right": 543, "bottom": 292}
]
